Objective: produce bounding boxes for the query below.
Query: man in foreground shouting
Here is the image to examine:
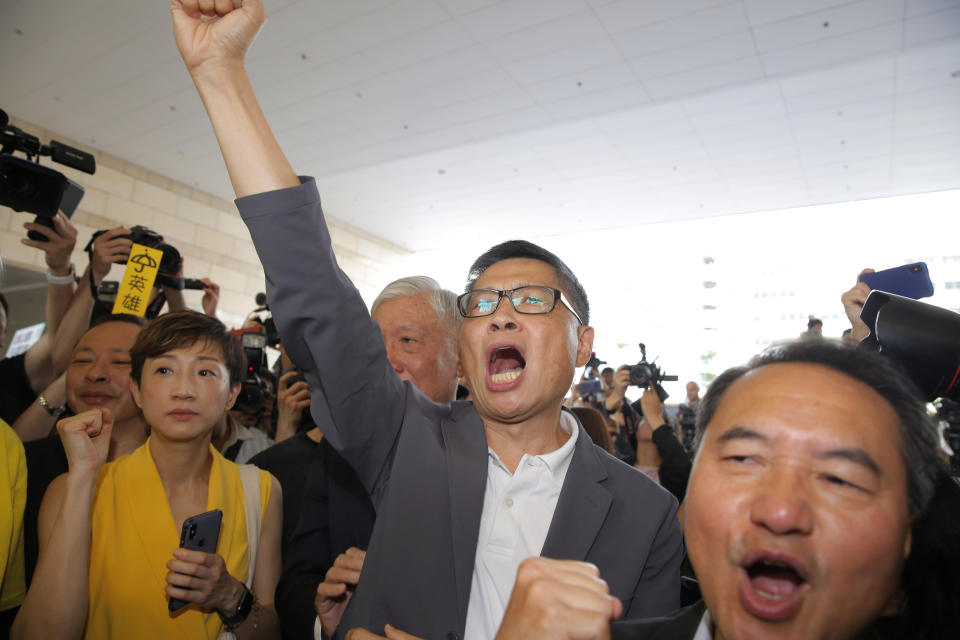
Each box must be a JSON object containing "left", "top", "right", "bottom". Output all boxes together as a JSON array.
[
  {"left": 171, "top": 1, "right": 682, "bottom": 638},
  {"left": 464, "top": 341, "right": 945, "bottom": 640}
]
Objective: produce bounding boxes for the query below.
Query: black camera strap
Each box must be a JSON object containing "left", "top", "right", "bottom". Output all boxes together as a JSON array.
[{"left": 83, "top": 241, "right": 99, "bottom": 300}]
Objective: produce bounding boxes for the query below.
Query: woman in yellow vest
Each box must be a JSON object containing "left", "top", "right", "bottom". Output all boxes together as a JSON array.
[{"left": 12, "top": 311, "right": 283, "bottom": 639}]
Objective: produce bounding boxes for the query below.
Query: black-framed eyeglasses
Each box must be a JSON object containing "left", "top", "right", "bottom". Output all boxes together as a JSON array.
[{"left": 456, "top": 285, "right": 584, "bottom": 326}]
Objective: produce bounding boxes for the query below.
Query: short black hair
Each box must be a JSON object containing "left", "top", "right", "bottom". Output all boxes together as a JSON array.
[
  {"left": 0, "top": 291, "right": 8, "bottom": 317},
  {"left": 465, "top": 240, "right": 590, "bottom": 325},
  {"left": 91, "top": 313, "right": 147, "bottom": 329},
  {"left": 130, "top": 310, "right": 245, "bottom": 387},
  {"left": 695, "top": 340, "right": 942, "bottom": 515}
]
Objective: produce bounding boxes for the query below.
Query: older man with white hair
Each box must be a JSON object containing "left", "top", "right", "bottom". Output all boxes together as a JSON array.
[{"left": 273, "top": 275, "right": 461, "bottom": 640}]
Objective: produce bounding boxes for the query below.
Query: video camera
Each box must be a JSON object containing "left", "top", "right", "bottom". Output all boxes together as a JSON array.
[
  {"left": 231, "top": 293, "right": 283, "bottom": 416},
  {"left": 577, "top": 352, "right": 607, "bottom": 396},
  {"left": 626, "top": 343, "right": 678, "bottom": 402},
  {"left": 248, "top": 292, "right": 281, "bottom": 347},
  {"left": 859, "top": 291, "right": 960, "bottom": 472},
  {"left": 936, "top": 399, "right": 960, "bottom": 476},
  {"left": 1, "top": 108, "right": 95, "bottom": 238},
  {"left": 860, "top": 291, "right": 960, "bottom": 402},
  {"left": 232, "top": 326, "right": 271, "bottom": 415}
]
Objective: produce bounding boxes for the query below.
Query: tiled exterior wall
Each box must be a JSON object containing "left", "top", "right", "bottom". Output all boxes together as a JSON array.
[{"left": 0, "top": 116, "right": 410, "bottom": 327}]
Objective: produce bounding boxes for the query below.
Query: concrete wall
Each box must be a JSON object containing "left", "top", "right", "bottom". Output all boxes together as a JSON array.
[{"left": 0, "top": 116, "right": 410, "bottom": 327}]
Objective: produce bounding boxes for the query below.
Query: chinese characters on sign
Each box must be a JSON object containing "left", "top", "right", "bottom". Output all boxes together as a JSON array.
[{"left": 111, "top": 243, "right": 163, "bottom": 317}]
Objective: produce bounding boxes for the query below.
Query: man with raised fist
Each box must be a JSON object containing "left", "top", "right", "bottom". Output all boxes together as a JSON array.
[{"left": 170, "top": 3, "right": 682, "bottom": 639}]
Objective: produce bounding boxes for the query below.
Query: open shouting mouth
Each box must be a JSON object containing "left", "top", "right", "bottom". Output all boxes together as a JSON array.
[
  {"left": 738, "top": 550, "right": 811, "bottom": 621},
  {"left": 487, "top": 344, "right": 526, "bottom": 387}
]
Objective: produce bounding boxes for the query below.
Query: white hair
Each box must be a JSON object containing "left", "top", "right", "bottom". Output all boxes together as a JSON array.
[{"left": 371, "top": 276, "right": 461, "bottom": 330}]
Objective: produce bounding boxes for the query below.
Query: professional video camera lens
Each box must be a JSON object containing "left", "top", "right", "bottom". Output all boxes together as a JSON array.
[{"left": 0, "top": 155, "right": 67, "bottom": 217}]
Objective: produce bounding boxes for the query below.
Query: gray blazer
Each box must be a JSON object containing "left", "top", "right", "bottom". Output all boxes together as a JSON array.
[
  {"left": 237, "top": 178, "right": 683, "bottom": 640},
  {"left": 612, "top": 601, "right": 706, "bottom": 640}
]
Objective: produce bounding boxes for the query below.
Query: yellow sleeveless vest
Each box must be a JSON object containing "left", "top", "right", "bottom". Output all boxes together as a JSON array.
[
  {"left": 1, "top": 419, "right": 26, "bottom": 612},
  {"left": 85, "top": 438, "right": 271, "bottom": 639}
]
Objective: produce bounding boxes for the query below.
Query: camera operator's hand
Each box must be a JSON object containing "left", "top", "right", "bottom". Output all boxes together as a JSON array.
[
  {"left": 639, "top": 385, "right": 665, "bottom": 430},
  {"left": 200, "top": 277, "right": 220, "bottom": 316},
  {"left": 612, "top": 367, "right": 630, "bottom": 393},
  {"left": 276, "top": 370, "right": 310, "bottom": 441},
  {"left": 89, "top": 227, "right": 132, "bottom": 284},
  {"left": 604, "top": 366, "right": 631, "bottom": 412},
  {"left": 163, "top": 258, "right": 188, "bottom": 312},
  {"left": 171, "top": 0, "right": 266, "bottom": 77},
  {"left": 22, "top": 213, "right": 78, "bottom": 276},
  {"left": 841, "top": 269, "right": 874, "bottom": 342}
]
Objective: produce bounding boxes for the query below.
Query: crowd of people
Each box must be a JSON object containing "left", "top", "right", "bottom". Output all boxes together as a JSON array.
[{"left": 1, "top": 1, "right": 959, "bottom": 639}]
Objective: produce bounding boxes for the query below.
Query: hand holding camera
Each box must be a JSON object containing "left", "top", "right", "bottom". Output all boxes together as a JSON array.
[
  {"left": 201, "top": 277, "right": 220, "bottom": 316},
  {"left": 21, "top": 211, "right": 78, "bottom": 277},
  {"left": 88, "top": 227, "right": 133, "bottom": 283},
  {"left": 638, "top": 386, "right": 665, "bottom": 431},
  {"left": 277, "top": 369, "right": 311, "bottom": 433}
]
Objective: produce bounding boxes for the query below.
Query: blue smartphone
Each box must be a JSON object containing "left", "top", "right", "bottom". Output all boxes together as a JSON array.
[
  {"left": 168, "top": 509, "right": 223, "bottom": 612},
  {"left": 859, "top": 263, "right": 933, "bottom": 300}
]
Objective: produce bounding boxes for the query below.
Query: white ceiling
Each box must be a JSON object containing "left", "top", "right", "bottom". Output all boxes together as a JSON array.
[{"left": 3, "top": 0, "right": 959, "bottom": 251}]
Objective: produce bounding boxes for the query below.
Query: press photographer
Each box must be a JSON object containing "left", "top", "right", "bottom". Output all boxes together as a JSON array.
[
  {"left": 215, "top": 321, "right": 274, "bottom": 463},
  {"left": 0, "top": 110, "right": 100, "bottom": 426},
  {"left": 574, "top": 352, "right": 607, "bottom": 409},
  {"left": 84, "top": 225, "right": 218, "bottom": 321},
  {"left": 0, "top": 213, "right": 78, "bottom": 427},
  {"left": 605, "top": 344, "right": 690, "bottom": 502},
  {"left": 675, "top": 381, "right": 701, "bottom": 454},
  {"left": 837, "top": 272, "right": 960, "bottom": 638}
]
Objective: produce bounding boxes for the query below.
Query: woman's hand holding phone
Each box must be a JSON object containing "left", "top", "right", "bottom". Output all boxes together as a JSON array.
[{"left": 165, "top": 548, "right": 244, "bottom": 613}]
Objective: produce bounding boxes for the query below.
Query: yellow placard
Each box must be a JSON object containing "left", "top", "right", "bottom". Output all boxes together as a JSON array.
[{"left": 111, "top": 243, "right": 163, "bottom": 317}]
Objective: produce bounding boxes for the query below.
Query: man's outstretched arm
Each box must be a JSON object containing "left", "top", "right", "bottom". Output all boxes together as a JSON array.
[
  {"left": 171, "top": 0, "right": 407, "bottom": 490},
  {"left": 171, "top": 0, "right": 298, "bottom": 196}
]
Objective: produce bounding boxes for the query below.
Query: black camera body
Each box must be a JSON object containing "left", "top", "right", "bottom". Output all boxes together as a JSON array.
[
  {"left": 88, "top": 225, "right": 182, "bottom": 274},
  {"left": 1, "top": 109, "right": 95, "bottom": 239},
  {"left": 936, "top": 399, "right": 960, "bottom": 476},
  {"left": 626, "top": 343, "right": 678, "bottom": 402},
  {"left": 233, "top": 329, "right": 270, "bottom": 416},
  {"left": 231, "top": 294, "right": 286, "bottom": 416},
  {"left": 250, "top": 292, "right": 281, "bottom": 347},
  {"left": 584, "top": 352, "right": 606, "bottom": 377}
]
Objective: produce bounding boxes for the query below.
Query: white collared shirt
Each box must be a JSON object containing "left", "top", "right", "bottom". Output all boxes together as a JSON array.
[
  {"left": 463, "top": 412, "right": 579, "bottom": 640},
  {"left": 693, "top": 608, "right": 713, "bottom": 640},
  {"left": 220, "top": 415, "right": 273, "bottom": 464}
]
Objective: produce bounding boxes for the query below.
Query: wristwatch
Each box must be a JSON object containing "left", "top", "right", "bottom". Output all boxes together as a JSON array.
[
  {"left": 46, "top": 263, "right": 76, "bottom": 285},
  {"left": 218, "top": 584, "right": 254, "bottom": 629},
  {"left": 38, "top": 393, "right": 65, "bottom": 417}
]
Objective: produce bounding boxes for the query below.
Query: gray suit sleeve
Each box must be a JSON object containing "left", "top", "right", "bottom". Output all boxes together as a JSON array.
[
  {"left": 236, "top": 178, "right": 405, "bottom": 495},
  {"left": 625, "top": 499, "right": 684, "bottom": 618}
]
